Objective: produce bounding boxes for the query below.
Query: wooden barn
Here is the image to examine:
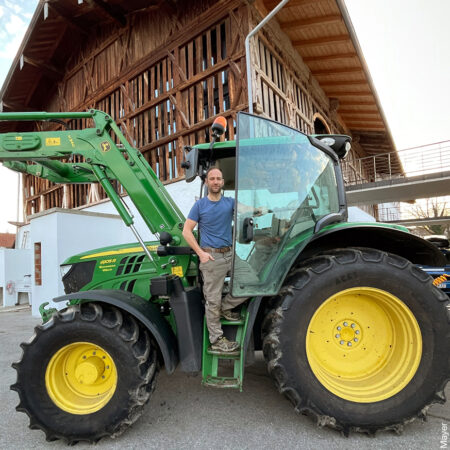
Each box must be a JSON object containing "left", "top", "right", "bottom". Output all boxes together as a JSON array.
[{"left": 0, "top": 0, "right": 402, "bottom": 220}]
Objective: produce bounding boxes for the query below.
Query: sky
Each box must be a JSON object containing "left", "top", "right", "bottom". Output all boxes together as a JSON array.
[
  {"left": 0, "top": 0, "right": 449, "bottom": 232},
  {"left": 0, "top": 0, "right": 38, "bottom": 233}
]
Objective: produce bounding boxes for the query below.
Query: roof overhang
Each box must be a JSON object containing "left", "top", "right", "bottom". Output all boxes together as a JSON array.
[{"left": 260, "top": 0, "right": 402, "bottom": 173}]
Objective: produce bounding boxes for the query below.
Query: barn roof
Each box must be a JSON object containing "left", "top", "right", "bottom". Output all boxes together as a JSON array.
[{"left": 0, "top": 0, "right": 399, "bottom": 168}]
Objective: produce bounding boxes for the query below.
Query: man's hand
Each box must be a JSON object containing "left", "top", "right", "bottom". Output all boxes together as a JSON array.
[
  {"left": 254, "top": 206, "right": 270, "bottom": 216},
  {"left": 198, "top": 250, "right": 215, "bottom": 263}
]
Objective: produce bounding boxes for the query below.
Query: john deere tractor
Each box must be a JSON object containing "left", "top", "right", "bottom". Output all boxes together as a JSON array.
[{"left": 0, "top": 110, "right": 448, "bottom": 443}]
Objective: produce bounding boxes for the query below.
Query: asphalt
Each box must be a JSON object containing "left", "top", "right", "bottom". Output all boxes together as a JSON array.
[{"left": 0, "top": 307, "right": 448, "bottom": 450}]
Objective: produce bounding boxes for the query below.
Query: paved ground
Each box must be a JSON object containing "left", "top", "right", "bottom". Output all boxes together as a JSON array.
[{"left": 0, "top": 308, "right": 448, "bottom": 450}]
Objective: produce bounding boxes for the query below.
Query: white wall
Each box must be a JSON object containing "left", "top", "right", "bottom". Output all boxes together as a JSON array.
[
  {"left": 83, "top": 178, "right": 202, "bottom": 241},
  {"left": 4, "top": 178, "right": 201, "bottom": 316},
  {"left": 348, "top": 206, "right": 376, "bottom": 222},
  {"left": 29, "top": 209, "right": 129, "bottom": 316},
  {"left": 0, "top": 248, "right": 32, "bottom": 307}
]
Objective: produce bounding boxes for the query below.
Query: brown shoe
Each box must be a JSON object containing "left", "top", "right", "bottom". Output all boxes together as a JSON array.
[
  {"left": 220, "top": 310, "right": 242, "bottom": 322},
  {"left": 210, "top": 336, "right": 240, "bottom": 353}
]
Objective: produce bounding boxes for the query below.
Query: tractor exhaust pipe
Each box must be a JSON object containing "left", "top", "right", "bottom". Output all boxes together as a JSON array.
[{"left": 245, "top": 0, "right": 290, "bottom": 114}]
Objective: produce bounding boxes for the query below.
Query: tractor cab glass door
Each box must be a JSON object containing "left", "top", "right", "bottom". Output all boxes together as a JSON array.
[{"left": 231, "top": 113, "right": 340, "bottom": 297}]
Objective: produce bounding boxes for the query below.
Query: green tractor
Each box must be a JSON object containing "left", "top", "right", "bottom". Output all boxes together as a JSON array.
[{"left": 0, "top": 110, "right": 448, "bottom": 443}]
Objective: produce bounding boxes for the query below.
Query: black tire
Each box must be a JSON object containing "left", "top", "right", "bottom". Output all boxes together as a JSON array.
[
  {"left": 262, "top": 248, "right": 450, "bottom": 435},
  {"left": 11, "top": 302, "right": 158, "bottom": 444}
]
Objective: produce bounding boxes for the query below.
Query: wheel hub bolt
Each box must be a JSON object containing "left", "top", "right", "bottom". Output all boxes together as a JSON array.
[
  {"left": 75, "top": 356, "right": 105, "bottom": 385},
  {"left": 335, "top": 320, "right": 362, "bottom": 348}
]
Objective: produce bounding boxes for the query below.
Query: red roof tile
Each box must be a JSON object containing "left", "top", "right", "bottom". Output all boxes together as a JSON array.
[{"left": 0, "top": 233, "right": 16, "bottom": 248}]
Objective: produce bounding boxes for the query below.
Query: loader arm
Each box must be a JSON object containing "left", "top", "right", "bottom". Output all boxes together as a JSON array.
[{"left": 0, "top": 110, "right": 186, "bottom": 246}]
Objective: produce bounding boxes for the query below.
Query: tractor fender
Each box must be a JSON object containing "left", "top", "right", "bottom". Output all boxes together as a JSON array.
[
  {"left": 300, "top": 224, "right": 446, "bottom": 267},
  {"left": 53, "top": 289, "right": 179, "bottom": 374}
]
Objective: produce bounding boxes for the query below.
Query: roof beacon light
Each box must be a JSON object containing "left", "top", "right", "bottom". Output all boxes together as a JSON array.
[{"left": 211, "top": 116, "right": 227, "bottom": 137}]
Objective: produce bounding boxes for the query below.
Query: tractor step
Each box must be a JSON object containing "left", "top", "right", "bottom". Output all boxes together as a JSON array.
[
  {"left": 220, "top": 318, "right": 245, "bottom": 326},
  {"left": 203, "top": 376, "right": 241, "bottom": 389},
  {"left": 207, "top": 349, "right": 240, "bottom": 357},
  {"left": 201, "top": 303, "right": 251, "bottom": 392}
]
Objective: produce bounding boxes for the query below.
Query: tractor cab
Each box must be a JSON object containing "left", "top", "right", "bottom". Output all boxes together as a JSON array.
[{"left": 183, "top": 112, "right": 351, "bottom": 297}]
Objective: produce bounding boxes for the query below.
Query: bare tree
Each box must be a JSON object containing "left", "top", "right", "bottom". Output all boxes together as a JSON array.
[{"left": 405, "top": 197, "right": 450, "bottom": 238}]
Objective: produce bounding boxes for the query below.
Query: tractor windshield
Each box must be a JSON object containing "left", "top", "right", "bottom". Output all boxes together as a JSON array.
[{"left": 231, "top": 113, "right": 340, "bottom": 297}]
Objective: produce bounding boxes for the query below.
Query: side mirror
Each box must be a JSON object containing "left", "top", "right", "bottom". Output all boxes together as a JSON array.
[
  {"left": 181, "top": 146, "right": 199, "bottom": 182},
  {"left": 313, "top": 134, "right": 352, "bottom": 159}
]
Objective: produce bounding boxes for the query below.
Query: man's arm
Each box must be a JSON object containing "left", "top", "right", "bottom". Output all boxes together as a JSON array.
[
  {"left": 182, "top": 219, "right": 215, "bottom": 263},
  {"left": 237, "top": 202, "right": 269, "bottom": 216}
]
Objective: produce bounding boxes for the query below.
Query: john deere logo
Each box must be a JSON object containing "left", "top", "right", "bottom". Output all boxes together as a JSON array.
[{"left": 100, "top": 141, "right": 111, "bottom": 152}]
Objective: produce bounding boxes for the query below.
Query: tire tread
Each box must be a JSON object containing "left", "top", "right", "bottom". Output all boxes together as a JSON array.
[
  {"left": 11, "top": 303, "right": 158, "bottom": 444},
  {"left": 262, "top": 247, "right": 450, "bottom": 435}
]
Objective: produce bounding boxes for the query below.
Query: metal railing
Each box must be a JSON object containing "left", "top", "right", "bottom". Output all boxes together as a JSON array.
[
  {"left": 342, "top": 140, "right": 450, "bottom": 187},
  {"left": 377, "top": 200, "right": 449, "bottom": 220}
]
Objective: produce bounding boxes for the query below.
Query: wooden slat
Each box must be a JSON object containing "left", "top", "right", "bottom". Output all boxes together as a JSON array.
[
  {"left": 339, "top": 100, "right": 376, "bottom": 106},
  {"left": 343, "top": 117, "right": 383, "bottom": 123},
  {"left": 187, "top": 41, "right": 194, "bottom": 80},
  {"left": 312, "top": 67, "right": 363, "bottom": 76},
  {"left": 293, "top": 35, "right": 350, "bottom": 48},
  {"left": 143, "top": 71, "right": 149, "bottom": 145},
  {"left": 303, "top": 52, "right": 357, "bottom": 63},
  {"left": 218, "top": 71, "right": 224, "bottom": 114},
  {"left": 207, "top": 75, "right": 214, "bottom": 119},
  {"left": 338, "top": 109, "right": 378, "bottom": 114},
  {"left": 325, "top": 90, "right": 372, "bottom": 96},
  {"left": 320, "top": 80, "right": 367, "bottom": 87},
  {"left": 195, "top": 35, "right": 203, "bottom": 75},
  {"left": 162, "top": 56, "right": 167, "bottom": 95},
  {"left": 265, "top": 0, "right": 320, "bottom": 8},
  {"left": 189, "top": 85, "right": 195, "bottom": 125},
  {"left": 206, "top": 27, "right": 212, "bottom": 70},
  {"left": 280, "top": 15, "right": 342, "bottom": 31},
  {"left": 216, "top": 23, "right": 222, "bottom": 62}
]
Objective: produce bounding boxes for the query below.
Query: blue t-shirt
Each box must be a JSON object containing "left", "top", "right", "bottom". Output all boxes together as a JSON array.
[{"left": 188, "top": 196, "right": 234, "bottom": 248}]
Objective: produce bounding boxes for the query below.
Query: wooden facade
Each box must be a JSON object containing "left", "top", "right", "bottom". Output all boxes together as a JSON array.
[{"left": 0, "top": 0, "right": 400, "bottom": 220}]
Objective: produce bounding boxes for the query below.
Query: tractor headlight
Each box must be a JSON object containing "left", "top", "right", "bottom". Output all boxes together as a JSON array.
[{"left": 60, "top": 264, "right": 73, "bottom": 279}]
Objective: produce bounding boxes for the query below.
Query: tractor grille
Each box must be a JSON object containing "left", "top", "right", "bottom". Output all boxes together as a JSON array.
[
  {"left": 116, "top": 255, "right": 145, "bottom": 275},
  {"left": 62, "top": 261, "right": 96, "bottom": 294},
  {"left": 119, "top": 279, "right": 137, "bottom": 293}
]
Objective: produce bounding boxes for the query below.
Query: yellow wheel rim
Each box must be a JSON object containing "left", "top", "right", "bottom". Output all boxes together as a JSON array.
[
  {"left": 45, "top": 342, "right": 117, "bottom": 414},
  {"left": 306, "top": 287, "right": 422, "bottom": 403}
]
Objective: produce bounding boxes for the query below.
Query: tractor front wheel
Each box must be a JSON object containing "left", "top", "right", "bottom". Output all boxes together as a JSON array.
[
  {"left": 11, "top": 303, "right": 158, "bottom": 444},
  {"left": 263, "top": 248, "right": 450, "bottom": 434}
]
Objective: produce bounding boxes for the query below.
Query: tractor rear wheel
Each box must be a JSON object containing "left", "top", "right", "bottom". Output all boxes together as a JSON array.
[
  {"left": 11, "top": 302, "right": 158, "bottom": 444},
  {"left": 262, "top": 248, "right": 450, "bottom": 435}
]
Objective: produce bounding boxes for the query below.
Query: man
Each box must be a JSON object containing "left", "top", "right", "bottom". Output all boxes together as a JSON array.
[{"left": 182, "top": 167, "right": 247, "bottom": 353}]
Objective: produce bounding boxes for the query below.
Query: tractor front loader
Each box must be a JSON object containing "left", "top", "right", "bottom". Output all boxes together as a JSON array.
[{"left": 0, "top": 110, "right": 448, "bottom": 443}]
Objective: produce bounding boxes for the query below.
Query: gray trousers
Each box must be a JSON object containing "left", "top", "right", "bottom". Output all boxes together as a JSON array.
[{"left": 199, "top": 250, "right": 247, "bottom": 343}]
